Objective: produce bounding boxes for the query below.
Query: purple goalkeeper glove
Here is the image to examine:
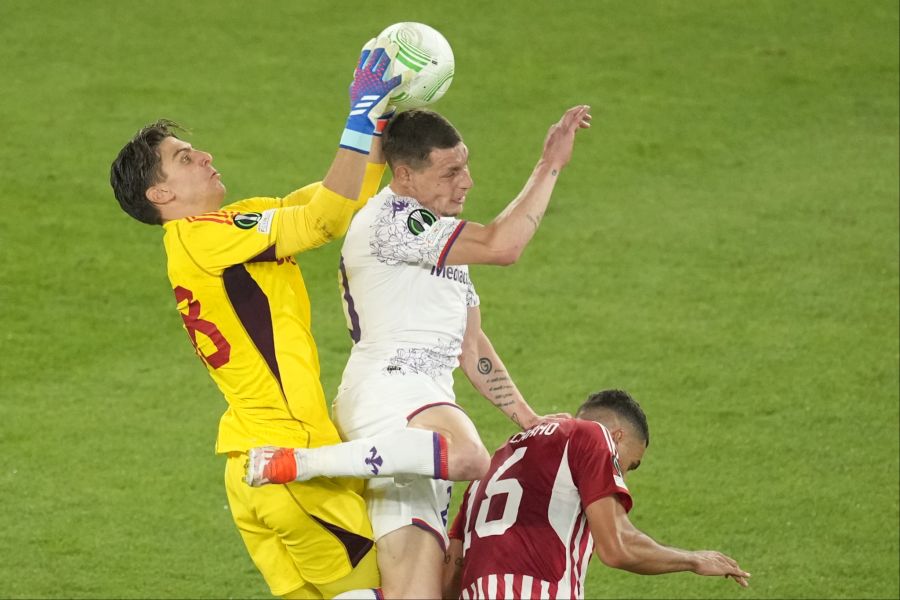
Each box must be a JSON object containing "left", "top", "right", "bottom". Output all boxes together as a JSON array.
[{"left": 340, "top": 39, "right": 406, "bottom": 154}]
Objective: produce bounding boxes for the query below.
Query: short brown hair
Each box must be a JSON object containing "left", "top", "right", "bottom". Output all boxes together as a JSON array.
[
  {"left": 110, "top": 119, "right": 185, "bottom": 225},
  {"left": 576, "top": 389, "right": 650, "bottom": 446},
  {"left": 382, "top": 109, "right": 462, "bottom": 171}
]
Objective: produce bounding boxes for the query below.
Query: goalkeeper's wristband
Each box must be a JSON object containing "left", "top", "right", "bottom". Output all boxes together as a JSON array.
[
  {"left": 342, "top": 111, "right": 390, "bottom": 153},
  {"left": 341, "top": 93, "right": 383, "bottom": 154},
  {"left": 340, "top": 127, "right": 373, "bottom": 155}
]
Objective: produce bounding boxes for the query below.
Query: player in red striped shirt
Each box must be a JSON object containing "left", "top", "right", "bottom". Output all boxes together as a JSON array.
[{"left": 444, "top": 389, "right": 749, "bottom": 599}]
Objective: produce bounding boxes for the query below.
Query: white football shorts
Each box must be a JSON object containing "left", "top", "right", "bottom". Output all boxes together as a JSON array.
[{"left": 333, "top": 373, "right": 460, "bottom": 550}]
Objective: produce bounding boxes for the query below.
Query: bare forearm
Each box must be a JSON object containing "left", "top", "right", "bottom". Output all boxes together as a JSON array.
[
  {"left": 442, "top": 540, "right": 464, "bottom": 600},
  {"left": 462, "top": 347, "right": 538, "bottom": 430},
  {"left": 441, "top": 107, "right": 589, "bottom": 268},
  {"left": 487, "top": 105, "right": 589, "bottom": 257},
  {"left": 610, "top": 528, "right": 699, "bottom": 575},
  {"left": 321, "top": 148, "right": 370, "bottom": 201},
  {"left": 589, "top": 496, "right": 749, "bottom": 586},
  {"left": 488, "top": 160, "right": 560, "bottom": 261}
]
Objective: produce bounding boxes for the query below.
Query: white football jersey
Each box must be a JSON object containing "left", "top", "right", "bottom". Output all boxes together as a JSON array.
[{"left": 338, "top": 186, "right": 479, "bottom": 393}]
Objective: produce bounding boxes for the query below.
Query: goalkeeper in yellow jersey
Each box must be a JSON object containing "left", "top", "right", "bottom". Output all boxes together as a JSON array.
[{"left": 109, "top": 39, "right": 406, "bottom": 599}]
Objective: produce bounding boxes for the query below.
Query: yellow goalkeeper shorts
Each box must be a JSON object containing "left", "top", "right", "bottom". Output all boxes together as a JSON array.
[{"left": 224, "top": 452, "right": 379, "bottom": 596}]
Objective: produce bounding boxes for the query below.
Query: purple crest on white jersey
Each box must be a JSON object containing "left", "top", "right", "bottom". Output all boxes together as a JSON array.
[
  {"left": 365, "top": 446, "right": 384, "bottom": 475},
  {"left": 391, "top": 198, "right": 409, "bottom": 216}
]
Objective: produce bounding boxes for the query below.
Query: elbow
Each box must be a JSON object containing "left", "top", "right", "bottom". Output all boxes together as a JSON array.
[
  {"left": 315, "top": 218, "right": 348, "bottom": 243},
  {"left": 307, "top": 201, "right": 354, "bottom": 246},
  {"left": 481, "top": 223, "right": 524, "bottom": 266},
  {"left": 459, "top": 346, "right": 477, "bottom": 373},
  {"left": 488, "top": 237, "right": 524, "bottom": 266},
  {"left": 493, "top": 246, "right": 523, "bottom": 266},
  {"left": 467, "top": 450, "right": 492, "bottom": 480},
  {"left": 451, "top": 443, "right": 491, "bottom": 481},
  {"left": 597, "top": 550, "right": 628, "bottom": 571},
  {"left": 595, "top": 542, "right": 634, "bottom": 571}
]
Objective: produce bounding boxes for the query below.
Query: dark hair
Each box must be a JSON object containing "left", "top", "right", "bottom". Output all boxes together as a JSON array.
[
  {"left": 576, "top": 389, "right": 650, "bottom": 446},
  {"left": 382, "top": 109, "right": 462, "bottom": 171},
  {"left": 110, "top": 119, "right": 185, "bottom": 225}
]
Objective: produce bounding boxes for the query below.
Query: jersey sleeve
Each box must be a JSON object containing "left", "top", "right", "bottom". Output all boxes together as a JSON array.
[
  {"left": 358, "top": 162, "right": 387, "bottom": 205},
  {"left": 166, "top": 204, "right": 281, "bottom": 273},
  {"left": 369, "top": 195, "right": 466, "bottom": 269},
  {"left": 225, "top": 197, "right": 282, "bottom": 212},
  {"left": 279, "top": 162, "right": 387, "bottom": 208},
  {"left": 224, "top": 186, "right": 317, "bottom": 211},
  {"left": 279, "top": 182, "right": 319, "bottom": 208},
  {"left": 448, "top": 483, "right": 472, "bottom": 541},
  {"left": 568, "top": 421, "right": 633, "bottom": 513},
  {"left": 168, "top": 184, "right": 363, "bottom": 271},
  {"left": 273, "top": 185, "right": 361, "bottom": 257}
]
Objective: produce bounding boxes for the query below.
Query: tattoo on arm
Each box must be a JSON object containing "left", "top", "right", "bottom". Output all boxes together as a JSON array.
[
  {"left": 478, "top": 357, "right": 520, "bottom": 409},
  {"left": 526, "top": 213, "right": 541, "bottom": 231},
  {"left": 486, "top": 370, "right": 516, "bottom": 406},
  {"left": 551, "top": 168, "right": 558, "bottom": 176}
]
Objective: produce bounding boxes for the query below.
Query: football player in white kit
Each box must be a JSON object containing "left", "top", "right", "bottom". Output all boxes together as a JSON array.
[{"left": 246, "top": 105, "right": 592, "bottom": 599}]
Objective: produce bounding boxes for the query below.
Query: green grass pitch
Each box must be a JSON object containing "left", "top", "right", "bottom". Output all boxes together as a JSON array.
[{"left": 0, "top": 1, "right": 897, "bottom": 598}]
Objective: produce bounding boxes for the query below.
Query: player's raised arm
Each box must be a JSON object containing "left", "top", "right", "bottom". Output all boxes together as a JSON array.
[
  {"left": 274, "top": 40, "right": 404, "bottom": 256},
  {"left": 280, "top": 145, "right": 388, "bottom": 208},
  {"left": 586, "top": 495, "right": 751, "bottom": 587},
  {"left": 442, "top": 104, "right": 591, "bottom": 266}
]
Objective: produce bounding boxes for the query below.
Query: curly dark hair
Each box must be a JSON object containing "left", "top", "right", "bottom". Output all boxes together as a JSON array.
[
  {"left": 110, "top": 119, "right": 185, "bottom": 225},
  {"left": 576, "top": 389, "right": 650, "bottom": 446}
]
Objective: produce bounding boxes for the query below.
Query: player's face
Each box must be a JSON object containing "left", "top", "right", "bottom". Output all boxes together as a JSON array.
[
  {"left": 155, "top": 136, "right": 226, "bottom": 214},
  {"left": 407, "top": 143, "right": 473, "bottom": 217},
  {"left": 615, "top": 431, "right": 647, "bottom": 476}
]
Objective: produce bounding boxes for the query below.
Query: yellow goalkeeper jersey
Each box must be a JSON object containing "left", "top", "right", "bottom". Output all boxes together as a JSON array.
[{"left": 162, "top": 164, "right": 384, "bottom": 453}]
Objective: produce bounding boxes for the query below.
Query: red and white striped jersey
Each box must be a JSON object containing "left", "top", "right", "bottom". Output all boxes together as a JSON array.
[{"left": 448, "top": 418, "right": 632, "bottom": 599}]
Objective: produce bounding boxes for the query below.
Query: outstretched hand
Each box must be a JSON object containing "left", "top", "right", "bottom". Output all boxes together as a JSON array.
[
  {"left": 692, "top": 550, "right": 751, "bottom": 587},
  {"left": 541, "top": 104, "right": 592, "bottom": 171},
  {"left": 349, "top": 38, "right": 405, "bottom": 116}
]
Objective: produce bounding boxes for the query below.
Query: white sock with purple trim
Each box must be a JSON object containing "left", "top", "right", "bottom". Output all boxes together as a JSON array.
[{"left": 295, "top": 428, "right": 449, "bottom": 481}]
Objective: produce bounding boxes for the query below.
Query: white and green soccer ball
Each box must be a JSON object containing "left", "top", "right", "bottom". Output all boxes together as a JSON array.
[{"left": 379, "top": 22, "right": 454, "bottom": 109}]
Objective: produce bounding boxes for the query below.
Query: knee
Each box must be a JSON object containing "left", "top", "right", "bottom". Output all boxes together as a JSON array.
[{"left": 449, "top": 441, "right": 490, "bottom": 480}]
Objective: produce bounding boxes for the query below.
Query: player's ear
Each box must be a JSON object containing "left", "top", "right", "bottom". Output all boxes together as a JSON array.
[
  {"left": 392, "top": 163, "right": 412, "bottom": 185},
  {"left": 146, "top": 184, "right": 175, "bottom": 207}
]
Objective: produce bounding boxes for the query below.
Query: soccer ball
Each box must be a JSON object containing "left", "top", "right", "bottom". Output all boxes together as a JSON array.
[{"left": 378, "top": 22, "right": 454, "bottom": 109}]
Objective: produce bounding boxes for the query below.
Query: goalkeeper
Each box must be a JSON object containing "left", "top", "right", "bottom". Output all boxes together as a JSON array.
[{"left": 109, "top": 39, "right": 405, "bottom": 598}]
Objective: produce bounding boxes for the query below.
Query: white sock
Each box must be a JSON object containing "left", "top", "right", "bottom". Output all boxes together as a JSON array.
[
  {"left": 296, "top": 429, "right": 448, "bottom": 480},
  {"left": 332, "top": 588, "right": 381, "bottom": 600}
]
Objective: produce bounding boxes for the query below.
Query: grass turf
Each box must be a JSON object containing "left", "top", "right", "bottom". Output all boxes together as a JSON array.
[{"left": 0, "top": 1, "right": 896, "bottom": 598}]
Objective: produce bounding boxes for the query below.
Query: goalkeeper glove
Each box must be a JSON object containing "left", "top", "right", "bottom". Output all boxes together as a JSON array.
[
  {"left": 374, "top": 107, "right": 395, "bottom": 138},
  {"left": 341, "top": 38, "right": 406, "bottom": 154}
]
